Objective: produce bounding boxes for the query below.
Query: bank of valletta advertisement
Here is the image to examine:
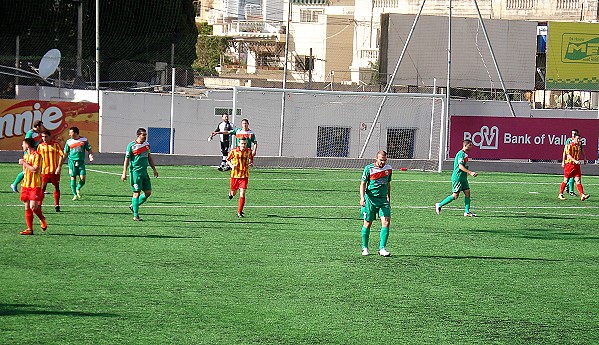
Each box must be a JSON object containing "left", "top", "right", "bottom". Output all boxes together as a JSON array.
[{"left": 449, "top": 116, "right": 599, "bottom": 160}]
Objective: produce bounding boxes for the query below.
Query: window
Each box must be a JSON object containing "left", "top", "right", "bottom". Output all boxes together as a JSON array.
[
  {"left": 317, "top": 126, "right": 350, "bottom": 157},
  {"left": 300, "top": 9, "right": 323, "bottom": 23},
  {"left": 386, "top": 128, "right": 415, "bottom": 159}
]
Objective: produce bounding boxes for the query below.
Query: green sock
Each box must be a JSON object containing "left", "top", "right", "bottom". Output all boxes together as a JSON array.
[
  {"left": 568, "top": 178, "right": 575, "bottom": 192},
  {"left": 139, "top": 193, "right": 148, "bottom": 205},
  {"left": 77, "top": 179, "right": 85, "bottom": 191},
  {"left": 465, "top": 197, "right": 471, "bottom": 213},
  {"left": 439, "top": 195, "right": 454, "bottom": 207},
  {"left": 380, "top": 227, "right": 389, "bottom": 249},
  {"left": 70, "top": 179, "right": 77, "bottom": 196},
  {"left": 361, "top": 226, "right": 370, "bottom": 249},
  {"left": 132, "top": 197, "right": 140, "bottom": 217},
  {"left": 13, "top": 171, "right": 24, "bottom": 186}
]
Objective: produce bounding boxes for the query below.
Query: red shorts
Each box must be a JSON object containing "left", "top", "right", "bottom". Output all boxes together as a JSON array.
[
  {"left": 564, "top": 163, "right": 581, "bottom": 179},
  {"left": 42, "top": 173, "right": 61, "bottom": 186},
  {"left": 230, "top": 177, "right": 249, "bottom": 191},
  {"left": 20, "top": 187, "right": 44, "bottom": 203}
]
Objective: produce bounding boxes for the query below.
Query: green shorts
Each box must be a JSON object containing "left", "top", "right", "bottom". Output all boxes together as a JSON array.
[
  {"left": 130, "top": 172, "right": 151, "bottom": 193},
  {"left": 361, "top": 197, "right": 391, "bottom": 222},
  {"left": 68, "top": 160, "right": 86, "bottom": 177},
  {"left": 452, "top": 179, "right": 470, "bottom": 193}
]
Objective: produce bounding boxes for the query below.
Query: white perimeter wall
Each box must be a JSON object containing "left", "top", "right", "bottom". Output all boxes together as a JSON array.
[{"left": 16, "top": 86, "right": 598, "bottom": 157}]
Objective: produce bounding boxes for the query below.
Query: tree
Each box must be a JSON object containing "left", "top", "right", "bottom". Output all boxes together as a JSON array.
[{"left": 193, "top": 23, "right": 231, "bottom": 76}]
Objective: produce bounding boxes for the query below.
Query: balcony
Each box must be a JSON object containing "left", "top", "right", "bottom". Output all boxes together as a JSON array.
[
  {"left": 359, "top": 48, "right": 379, "bottom": 61},
  {"left": 216, "top": 21, "right": 285, "bottom": 41}
]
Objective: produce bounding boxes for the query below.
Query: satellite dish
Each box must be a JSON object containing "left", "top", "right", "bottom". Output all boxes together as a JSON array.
[{"left": 38, "top": 49, "right": 61, "bottom": 79}]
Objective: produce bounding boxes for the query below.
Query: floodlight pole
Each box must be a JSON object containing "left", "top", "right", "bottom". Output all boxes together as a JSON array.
[
  {"left": 279, "top": 0, "right": 292, "bottom": 157},
  {"left": 77, "top": 0, "right": 83, "bottom": 77},
  {"left": 96, "top": 0, "right": 101, "bottom": 151}
]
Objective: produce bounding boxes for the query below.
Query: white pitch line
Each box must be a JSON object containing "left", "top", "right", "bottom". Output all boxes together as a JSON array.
[
  {"left": 2, "top": 203, "right": 599, "bottom": 210},
  {"left": 86, "top": 168, "right": 599, "bottom": 185}
]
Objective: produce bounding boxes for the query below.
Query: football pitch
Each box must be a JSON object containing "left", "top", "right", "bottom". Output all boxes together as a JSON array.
[{"left": 1, "top": 163, "right": 598, "bottom": 344}]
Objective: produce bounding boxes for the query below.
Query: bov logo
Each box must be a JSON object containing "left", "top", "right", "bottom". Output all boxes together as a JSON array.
[
  {"left": 463, "top": 126, "right": 499, "bottom": 150},
  {"left": 563, "top": 34, "right": 599, "bottom": 63}
]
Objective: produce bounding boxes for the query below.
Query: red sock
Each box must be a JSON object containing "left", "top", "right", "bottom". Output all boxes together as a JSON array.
[
  {"left": 559, "top": 182, "right": 566, "bottom": 194},
  {"left": 25, "top": 209, "right": 33, "bottom": 230},
  {"left": 33, "top": 207, "right": 47, "bottom": 229},
  {"left": 238, "top": 197, "right": 245, "bottom": 213},
  {"left": 54, "top": 190, "right": 60, "bottom": 205},
  {"left": 577, "top": 183, "right": 584, "bottom": 195}
]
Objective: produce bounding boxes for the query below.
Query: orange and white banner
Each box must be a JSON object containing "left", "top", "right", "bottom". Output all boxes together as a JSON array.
[{"left": 0, "top": 100, "right": 99, "bottom": 150}]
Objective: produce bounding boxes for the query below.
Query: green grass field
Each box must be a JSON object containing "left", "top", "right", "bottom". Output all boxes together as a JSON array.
[{"left": 0, "top": 163, "right": 598, "bottom": 344}]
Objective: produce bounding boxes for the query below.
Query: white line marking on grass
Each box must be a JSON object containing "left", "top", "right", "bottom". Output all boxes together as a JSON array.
[
  {"left": 3, "top": 203, "right": 599, "bottom": 211},
  {"left": 87, "top": 168, "right": 599, "bottom": 185}
]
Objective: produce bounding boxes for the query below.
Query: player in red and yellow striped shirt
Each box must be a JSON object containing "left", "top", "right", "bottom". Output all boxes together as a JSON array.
[
  {"left": 19, "top": 138, "right": 48, "bottom": 235},
  {"left": 226, "top": 138, "right": 253, "bottom": 217},
  {"left": 37, "top": 130, "right": 65, "bottom": 212},
  {"left": 559, "top": 133, "right": 589, "bottom": 201}
]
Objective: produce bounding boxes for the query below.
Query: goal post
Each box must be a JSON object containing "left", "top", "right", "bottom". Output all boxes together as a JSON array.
[{"left": 232, "top": 86, "right": 446, "bottom": 171}]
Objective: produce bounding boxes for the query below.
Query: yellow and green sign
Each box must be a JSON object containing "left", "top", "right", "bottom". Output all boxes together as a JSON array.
[{"left": 546, "top": 22, "right": 599, "bottom": 90}]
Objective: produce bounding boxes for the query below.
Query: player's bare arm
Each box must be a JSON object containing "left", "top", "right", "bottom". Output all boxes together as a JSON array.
[
  {"left": 55, "top": 156, "right": 64, "bottom": 174},
  {"left": 459, "top": 163, "right": 477, "bottom": 177},
  {"left": 19, "top": 159, "right": 39, "bottom": 173},
  {"left": 359, "top": 181, "right": 366, "bottom": 206},
  {"left": 148, "top": 153, "right": 159, "bottom": 178},
  {"left": 121, "top": 157, "right": 130, "bottom": 181}
]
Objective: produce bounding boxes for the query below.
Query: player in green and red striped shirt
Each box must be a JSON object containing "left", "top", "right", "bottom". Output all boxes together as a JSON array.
[
  {"left": 435, "top": 139, "right": 478, "bottom": 217},
  {"left": 359, "top": 150, "right": 392, "bottom": 257},
  {"left": 64, "top": 127, "right": 94, "bottom": 200},
  {"left": 121, "top": 128, "right": 159, "bottom": 221}
]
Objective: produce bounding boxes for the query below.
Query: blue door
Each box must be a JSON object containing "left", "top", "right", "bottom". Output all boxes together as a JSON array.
[{"left": 148, "top": 127, "right": 174, "bottom": 154}]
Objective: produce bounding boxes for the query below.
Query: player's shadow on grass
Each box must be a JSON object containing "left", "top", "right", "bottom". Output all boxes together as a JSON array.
[
  {"left": 266, "top": 214, "right": 355, "bottom": 221},
  {"left": 0, "top": 303, "right": 118, "bottom": 317},
  {"left": 406, "top": 254, "right": 564, "bottom": 262},
  {"left": 488, "top": 214, "right": 577, "bottom": 220},
  {"left": 253, "top": 186, "right": 353, "bottom": 193},
  {"left": 50, "top": 233, "right": 201, "bottom": 239}
]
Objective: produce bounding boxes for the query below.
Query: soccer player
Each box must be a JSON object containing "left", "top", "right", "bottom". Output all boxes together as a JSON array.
[
  {"left": 214, "top": 118, "right": 258, "bottom": 158},
  {"left": 435, "top": 139, "right": 478, "bottom": 217},
  {"left": 121, "top": 128, "right": 159, "bottom": 221},
  {"left": 562, "top": 129, "right": 579, "bottom": 196},
  {"left": 64, "top": 126, "right": 94, "bottom": 200},
  {"left": 37, "top": 130, "right": 65, "bottom": 212},
  {"left": 210, "top": 113, "right": 235, "bottom": 171},
  {"left": 226, "top": 138, "right": 253, "bottom": 218},
  {"left": 18, "top": 138, "right": 48, "bottom": 235},
  {"left": 359, "top": 150, "right": 392, "bottom": 257},
  {"left": 11, "top": 120, "right": 44, "bottom": 192},
  {"left": 559, "top": 133, "right": 589, "bottom": 201}
]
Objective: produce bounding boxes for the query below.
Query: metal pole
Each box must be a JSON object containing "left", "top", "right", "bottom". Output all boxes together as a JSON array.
[
  {"left": 472, "top": 0, "right": 516, "bottom": 117},
  {"left": 308, "top": 47, "right": 312, "bottom": 89},
  {"left": 438, "top": 99, "right": 445, "bottom": 173},
  {"left": 170, "top": 67, "right": 175, "bottom": 154},
  {"left": 15, "top": 36, "right": 19, "bottom": 87},
  {"left": 96, "top": 0, "right": 101, "bottom": 151},
  {"left": 232, "top": 86, "right": 238, "bottom": 125},
  {"left": 279, "top": 0, "right": 292, "bottom": 156},
  {"left": 171, "top": 43, "right": 175, "bottom": 67},
  {"left": 446, "top": 0, "right": 451, "bottom": 128},
  {"left": 77, "top": 0, "right": 83, "bottom": 77},
  {"left": 428, "top": 78, "right": 437, "bottom": 160}
]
